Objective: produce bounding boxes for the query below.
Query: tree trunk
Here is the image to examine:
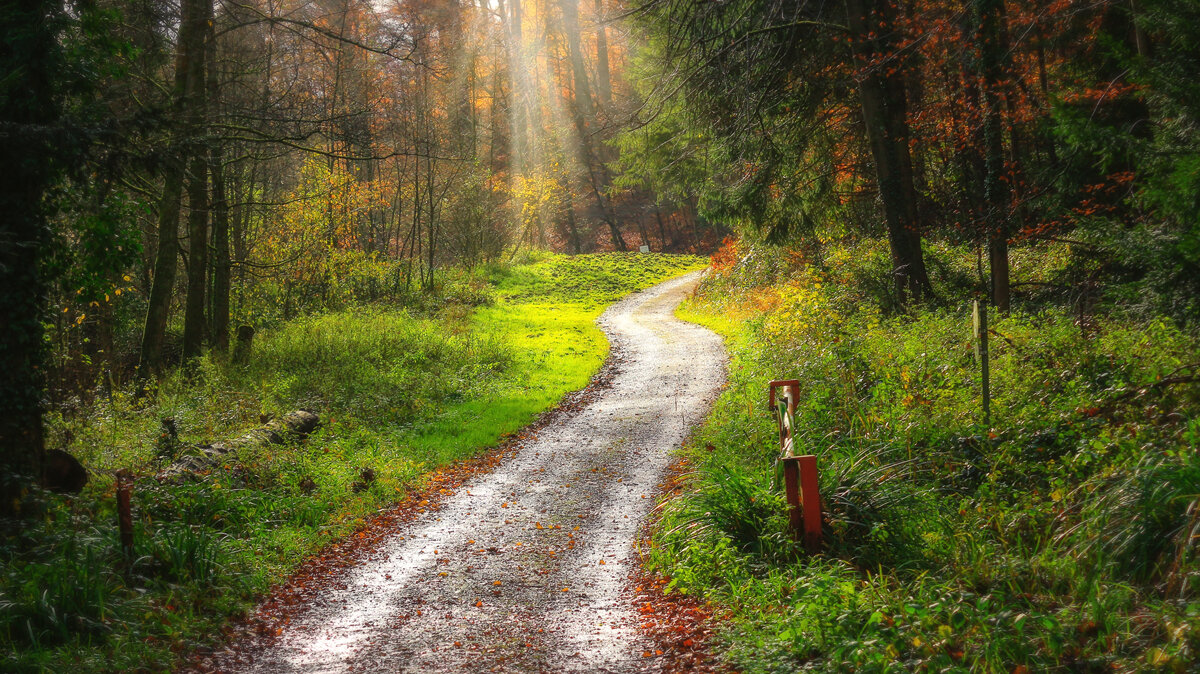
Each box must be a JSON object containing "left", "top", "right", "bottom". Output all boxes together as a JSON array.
[
  {"left": 139, "top": 162, "right": 185, "bottom": 375},
  {"left": 561, "top": 0, "right": 626, "bottom": 251},
  {"left": 139, "top": 0, "right": 210, "bottom": 375},
  {"left": 182, "top": 154, "right": 209, "bottom": 362},
  {"left": 565, "top": 199, "right": 583, "bottom": 253},
  {"left": 209, "top": 148, "right": 230, "bottom": 352},
  {"left": 655, "top": 206, "right": 670, "bottom": 250},
  {"left": 975, "top": 0, "right": 1011, "bottom": 311},
  {"left": 506, "top": 0, "right": 529, "bottom": 172},
  {"left": 594, "top": 0, "right": 613, "bottom": 110},
  {"left": 182, "top": 0, "right": 213, "bottom": 363},
  {"left": 845, "top": 0, "right": 931, "bottom": 306},
  {"left": 561, "top": 0, "right": 593, "bottom": 121},
  {"left": 0, "top": 0, "right": 61, "bottom": 520}
]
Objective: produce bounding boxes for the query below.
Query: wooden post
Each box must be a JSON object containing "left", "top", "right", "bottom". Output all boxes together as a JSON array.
[
  {"left": 798, "top": 455, "right": 822, "bottom": 552},
  {"left": 115, "top": 470, "right": 134, "bottom": 559},
  {"left": 973, "top": 300, "right": 990, "bottom": 425}
]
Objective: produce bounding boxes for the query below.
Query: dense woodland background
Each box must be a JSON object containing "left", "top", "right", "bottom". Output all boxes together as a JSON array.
[
  {"left": 1, "top": 0, "right": 1199, "bottom": 669},
  {"left": 3, "top": 0, "right": 1198, "bottom": 495}
]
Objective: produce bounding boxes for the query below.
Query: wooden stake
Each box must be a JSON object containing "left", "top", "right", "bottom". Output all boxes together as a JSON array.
[
  {"left": 116, "top": 470, "right": 134, "bottom": 559},
  {"left": 974, "top": 300, "right": 991, "bottom": 426}
]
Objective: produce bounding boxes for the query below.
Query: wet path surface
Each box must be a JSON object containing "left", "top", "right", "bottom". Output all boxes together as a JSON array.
[{"left": 225, "top": 272, "right": 725, "bottom": 673}]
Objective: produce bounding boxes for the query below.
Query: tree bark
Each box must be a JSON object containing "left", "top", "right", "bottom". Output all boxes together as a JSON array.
[
  {"left": 209, "top": 148, "right": 230, "bottom": 352},
  {"left": 595, "top": 0, "right": 613, "bottom": 110},
  {"left": 561, "top": 0, "right": 626, "bottom": 251},
  {"left": 0, "top": 0, "right": 61, "bottom": 520},
  {"left": 182, "top": 153, "right": 209, "bottom": 362},
  {"left": 140, "top": 0, "right": 210, "bottom": 375},
  {"left": 182, "top": 0, "right": 213, "bottom": 363},
  {"left": 845, "top": 0, "right": 931, "bottom": 306},
  {"left": 975, "top": 0, "right": 1011, "bottom": 311}
]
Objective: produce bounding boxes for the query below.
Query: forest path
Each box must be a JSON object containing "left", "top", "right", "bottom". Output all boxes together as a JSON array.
[{"left": 218, "top": 271, "right": 726, "bottom": 673}]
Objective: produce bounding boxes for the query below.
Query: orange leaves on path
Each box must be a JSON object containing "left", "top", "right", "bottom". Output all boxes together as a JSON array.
[{"left": 630, "top": 456, "right": 728, "bottom": 673}]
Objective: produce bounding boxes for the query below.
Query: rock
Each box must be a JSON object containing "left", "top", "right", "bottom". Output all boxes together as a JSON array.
[{"left": 42, "top": 449, "right": 88, "bottom": 494}]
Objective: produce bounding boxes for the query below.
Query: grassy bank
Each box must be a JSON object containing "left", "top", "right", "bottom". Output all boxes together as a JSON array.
[
  {"left": 656, "top": 239, "right": 1200, "bottom": 672},
  {"left": 1, "top": 252, "right": 704, "bottom": 672}
]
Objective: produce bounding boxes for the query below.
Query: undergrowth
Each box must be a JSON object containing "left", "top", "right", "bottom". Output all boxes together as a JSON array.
[
  {"left": 659, "top": 239, "right": 1200, "bottom": 672},
  {"left": 1, "top": 252, "right": 704, "bottom": 672}
]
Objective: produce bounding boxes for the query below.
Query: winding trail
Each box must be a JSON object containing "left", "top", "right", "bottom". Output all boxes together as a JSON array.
[{"left": 227, "top": 271, "right": 725, "bottom": 673}]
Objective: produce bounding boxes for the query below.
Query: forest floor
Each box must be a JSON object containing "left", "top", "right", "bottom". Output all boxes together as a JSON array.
[{"left": 200, "top": 272, "right": 727, "bottom": 672}]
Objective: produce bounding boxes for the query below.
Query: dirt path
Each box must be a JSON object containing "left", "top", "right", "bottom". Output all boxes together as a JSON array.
[{"left": 226, "top": 271, "right": 725, "bottom": 673}]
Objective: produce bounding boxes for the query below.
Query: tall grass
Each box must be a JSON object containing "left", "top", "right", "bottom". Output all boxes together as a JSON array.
[
  {"left": 656, "top": 239, "right": 1200, "bottom": 671},
  {"left": 6, "top": 252, "right": 705, "bottom": 672}
]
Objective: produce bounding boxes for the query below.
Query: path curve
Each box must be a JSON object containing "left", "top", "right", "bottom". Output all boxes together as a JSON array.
[{"left": 229, "top": 271, "right": 725, "bottom": 673}]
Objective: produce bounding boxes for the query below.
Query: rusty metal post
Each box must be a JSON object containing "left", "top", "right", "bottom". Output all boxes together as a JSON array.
[
  {"left": 768, "top": 380, "right": 800, "bottom": 415},
  {"left": 797, "top": 455, "right": 822, "bottom": 552},
  {"left": 116, "top": 470, "right": 134, "bottom": 559},
  {"left": 782, "top": 456, "right": 802, "bottom": 536}
]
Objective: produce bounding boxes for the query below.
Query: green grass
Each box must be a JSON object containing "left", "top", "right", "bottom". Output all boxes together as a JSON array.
[
  {"left": 2, "top": 251, "right": 704, "bottom": 673},
  {"left": 654, "top": 239, "right": 1200, "bottom": 672}
]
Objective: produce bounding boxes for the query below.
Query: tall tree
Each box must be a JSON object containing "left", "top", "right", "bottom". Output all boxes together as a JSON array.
[
  {"left": 181, "top": 0, "right": 213, "bottom": 362},
  {"left": 139, "top": 0, "right": 210, "bottom": 375},
  {"left": 594, "top": 0, "right": 613, "bottom": 110},
  {"left": 561, "top": 0, "right": 626, "bottom": 250},
  {"left": 0, "top": 0, "right": 64, "bottom": 518},
  {"left": 845, "top": 0, "right": 932, "bottom": 304},
  {"left": 974, "top": 0, "right": 1012, "bottom": 311}
]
